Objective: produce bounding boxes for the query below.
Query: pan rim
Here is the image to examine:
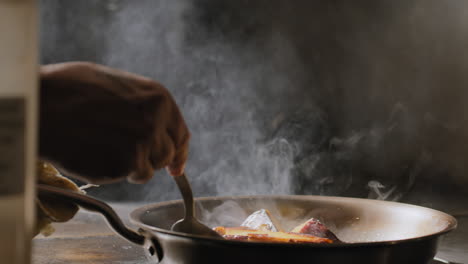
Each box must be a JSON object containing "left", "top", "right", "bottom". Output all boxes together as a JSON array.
[{"left": 129, "top": 194, "right": 458, "bottom": 248}]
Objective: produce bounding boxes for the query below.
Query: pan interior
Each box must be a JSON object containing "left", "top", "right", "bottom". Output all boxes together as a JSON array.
[{"left": 131, "top": 195, "right": 456, "bottom": 243}]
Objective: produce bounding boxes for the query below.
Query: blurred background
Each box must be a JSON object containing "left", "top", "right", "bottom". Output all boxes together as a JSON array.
[{"left": 39, "top": 0, "right": 468, "bottom": 212}]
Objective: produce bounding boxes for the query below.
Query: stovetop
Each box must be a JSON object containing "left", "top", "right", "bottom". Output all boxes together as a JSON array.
[{"left": 32, "top": 203, "right": 467, "bottom": 264}]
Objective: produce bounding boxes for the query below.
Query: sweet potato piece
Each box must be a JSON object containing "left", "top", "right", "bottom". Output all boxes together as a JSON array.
[
  {"left": 214, "top": 226, "right": 333, "bottom": 244},
  {"left": 291, "top": 218, "right": 340, "bottom": 242}
]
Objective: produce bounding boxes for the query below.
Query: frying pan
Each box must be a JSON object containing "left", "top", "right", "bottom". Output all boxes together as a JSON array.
[{"left": 37, "top": 184, "right": 457, "bottom": 264}]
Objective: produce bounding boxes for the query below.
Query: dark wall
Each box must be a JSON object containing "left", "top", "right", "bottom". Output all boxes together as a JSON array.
[{"left": 40, "top": 0, "right": 468, "bottom": 205}]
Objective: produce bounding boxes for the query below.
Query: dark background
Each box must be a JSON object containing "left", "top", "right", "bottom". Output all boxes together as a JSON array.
[{"left": 39, "top": 0, "right": 468, "bottom": 210}]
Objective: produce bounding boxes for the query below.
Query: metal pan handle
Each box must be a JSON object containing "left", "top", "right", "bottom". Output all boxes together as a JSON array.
[{"left": 37, "top": 184, "right": 146, "bottom": 245}]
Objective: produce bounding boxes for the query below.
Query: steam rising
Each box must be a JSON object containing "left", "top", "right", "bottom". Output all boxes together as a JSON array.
[{"left": 40, "top": 0, "right": 468, "bottom": 206}]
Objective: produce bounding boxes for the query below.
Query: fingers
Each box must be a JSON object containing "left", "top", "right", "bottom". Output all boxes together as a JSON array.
[
  {"left": 150, "top": 131, "right": 176, "bottom": 170},
  {"left": 165, "top": 94, "right": 190, "bottom": 177},
  {"left": 167, "top": 130, "right": 190, "bottom": 176},
  {"left": 127, "top": 144, "right": 155, "bottom": 184},
  {"left": 149, "top": 121, "right": 189, "bottom": 177},
  {"left": 149, "top": 134, "right": 188, "bottom": 178},
  {"left": 147, "top": 92, "right": 190, "bottom": 177},
  {"left": 128, "top": 114, "right": 188, "bottom": 183}
]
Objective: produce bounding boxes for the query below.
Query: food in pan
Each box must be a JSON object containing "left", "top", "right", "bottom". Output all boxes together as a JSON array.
[
  {"left": 214, "top": 226, "right": 333, "bottom": 243},
  {"left": 240, "top": 209, "right": 282, "bottom": 232},
  {"left": 291, "top": 217, "right": 340, "bottom": 242},
  {"left": 214, "top": 209, "right": 340, "bottom": 244}
]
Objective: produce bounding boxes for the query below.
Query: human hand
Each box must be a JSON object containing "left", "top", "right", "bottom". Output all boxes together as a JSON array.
[{"left": 39, "top": 62, "right": 190, "bottom": 184}]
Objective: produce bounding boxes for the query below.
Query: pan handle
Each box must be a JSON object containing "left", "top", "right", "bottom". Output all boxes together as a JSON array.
[{"left": 37, "top": 184, "right": 146, "bottom": 246}]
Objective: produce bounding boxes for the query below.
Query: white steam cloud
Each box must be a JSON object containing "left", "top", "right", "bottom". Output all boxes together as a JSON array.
[{"left": 40, "top": 0, "right": 468, "bottom": 207}]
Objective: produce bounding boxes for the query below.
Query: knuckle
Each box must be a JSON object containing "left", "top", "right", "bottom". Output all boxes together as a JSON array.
[
  {"left": 152, "top": 137, "right": 176, "bottom": 169},
  {"left": 72, "top": 61, "right": 98, "bottom": 68},
  {"left": 65, "top": 61, "right": 98, "bottom": 73}
]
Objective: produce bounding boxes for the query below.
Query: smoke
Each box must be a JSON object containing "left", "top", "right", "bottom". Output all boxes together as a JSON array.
[{"left": 39, "top": 0, "right": 468, "bottom": 207}]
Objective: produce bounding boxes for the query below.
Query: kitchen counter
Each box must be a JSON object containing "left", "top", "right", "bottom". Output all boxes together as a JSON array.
[
  {"left": 32, "top": 203, "right": 468, "bottom": 264},
  {"left": 33, "top": 204, "right": 150, "bottom": 264}
]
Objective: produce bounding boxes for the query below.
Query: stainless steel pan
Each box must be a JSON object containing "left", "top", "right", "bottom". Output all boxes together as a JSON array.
[{"left": 37, "top": 184, "right": 457, "bottom": 264}]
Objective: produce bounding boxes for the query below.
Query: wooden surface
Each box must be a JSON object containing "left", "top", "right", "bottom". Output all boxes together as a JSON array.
[{"left": 32, "top": 204, "right": 151, "bottom": 264}]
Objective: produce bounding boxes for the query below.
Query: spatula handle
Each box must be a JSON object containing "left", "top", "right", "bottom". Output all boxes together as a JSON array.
[{"left": 173, "top": 173, "right": 195, "bottom": 219}]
